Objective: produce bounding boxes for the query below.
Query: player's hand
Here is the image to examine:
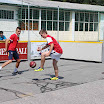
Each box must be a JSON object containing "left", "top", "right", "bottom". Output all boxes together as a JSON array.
[
  {"left": 37, "top": 47, "right": 42, "bottom": 51},
  {"left": 3, "top": 49, "right": 7, "bottom": 54}
]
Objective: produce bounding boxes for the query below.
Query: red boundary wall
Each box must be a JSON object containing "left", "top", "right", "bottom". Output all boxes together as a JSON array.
[{"left": 0, "top": 43, "right": 27, "bottom": 61}]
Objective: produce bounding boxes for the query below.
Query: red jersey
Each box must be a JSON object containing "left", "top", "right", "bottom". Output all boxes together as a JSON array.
[
  {"left": 46, "top": 35, "right": 63, "bottom": 54},
  {"left": 8, "top": 33, "right": 19, "bottom": 51}
]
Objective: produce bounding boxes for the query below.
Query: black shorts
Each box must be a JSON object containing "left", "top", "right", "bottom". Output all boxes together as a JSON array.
[{"left": 8, "top": 50, "right": 19, "bottom": 60}]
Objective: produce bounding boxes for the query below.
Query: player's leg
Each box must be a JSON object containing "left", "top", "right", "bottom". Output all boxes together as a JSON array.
[
  {"left": 0, "top": 51, "right": 13, "bottom": 70},
  {"left": 34, "top": 51, "right": 48, "bottom": 71},
  {"left": 12, "top": 51, "right": 21, "bottom": 75},
  {"left": 16, "top": 59, "right": 21, "bottom": 68},
  {"left": 50, "top": 59, "right": 59, "bottom": 80},
  {"left": 50, "top": 52, "right": 62, "bottom": 80},
  {"left": 1, "top": 60, "right": 12, "bottom": 68},
  {"left": 40, "top": 51, "right": 48, "bottom": 68},
  {"left": 53, "top": 59, "right": 58, "bottom": 77}
]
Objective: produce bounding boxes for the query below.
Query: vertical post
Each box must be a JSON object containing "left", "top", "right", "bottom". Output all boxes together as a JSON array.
[
  {"left": 39, "top": 9, "right": 41, "bottom": 31},
  {"left": 98, "top": 12, "right": 100, "bottom": 42},
  {"left": 21, "top": 0, "right": 23, "bottom": 20},
  {"left": 57, "top": 6, "right": 59, "bottom": 43},
  {"left": 102, "top": 42, "right": 104, "bottom": 63},
  {"left": 28, "top": 4, "right": 31, "bottom": 62},
  {"left": 103, "top": 27, "right": 104, "bottom": 42},
  {"left": 101, "top": 13, "right": 104, "bottom": 62},
  {"left": 72, "top": 11, "right": 75, "bottom": 41}
]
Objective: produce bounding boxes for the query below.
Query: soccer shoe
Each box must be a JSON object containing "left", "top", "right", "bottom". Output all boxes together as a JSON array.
[
  {"left": 50, "top": 77, "right": 59, "bottom": 80},
  {"left": 34, "top": 67, "right": 44, "bottom": 71},
  {"left": 12, "top": 71, "right": 21, "bottom": 75}
]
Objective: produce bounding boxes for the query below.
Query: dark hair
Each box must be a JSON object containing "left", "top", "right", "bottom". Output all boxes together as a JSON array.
[
  {"left": 0, "top": 31, "right": 3, "bottom": 34},
  {"left": 16, "top": 27, "right": 21, "bottom": 30},
  {"left": 39, "top": 29, "right": 47, "bottom": 34}
]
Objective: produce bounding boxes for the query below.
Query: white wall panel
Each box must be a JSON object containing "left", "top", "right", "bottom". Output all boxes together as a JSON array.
[{"left": 60, "top": 42, "right": 102, "bottom": 62}]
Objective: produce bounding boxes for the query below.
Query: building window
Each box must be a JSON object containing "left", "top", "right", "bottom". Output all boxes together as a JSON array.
[
  {"left": 19, "top": 8, "right": 70, "bottom": 31},
  {"left": 33, "top": 10, "right": 39, "bottom": 19},
  {"left": 59, "top": 22, "right": 64, "bottom": 31},
  {"left": 75, "top": 12, "right": 98, "bottom": 31},
  {"left": 75, "top": 22, "right": 78, "bottom": 31},
  {"left": 19, "top": 20, "right": 25, "bottom": 30},
  {"left": 53, "top": 22, "right": 57, "bottom": 30},
  {"left": 33, "top": 21, "right": 39, "bottom": 30},
  {"left": 41, "top": 9, "right": 70, "bottom": 31},
  {"left": 19, "top": 8, "right": 39, "bottom": 30},
  {"left": 0, "top": 10, "right": 14, "bottom": 19},
  {"left": 53, "top": 11, "right": 58, "bottom": 20},
  {"left": 65, "top": 22, "right": 70, "bottom": 31},
  {"left": 79, "top": 23, "right": 83, "bottom": 31},
  {"left": 41, "top": 21, "right": 46, "bottom": 30}
]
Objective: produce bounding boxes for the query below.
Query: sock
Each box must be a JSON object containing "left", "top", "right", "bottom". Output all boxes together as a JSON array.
[
  {"left": 0, "top": 66, "right": 2, "bottom": 70},
  {"left": 14, "top": 67, "right": 18, "bottom": 72}
]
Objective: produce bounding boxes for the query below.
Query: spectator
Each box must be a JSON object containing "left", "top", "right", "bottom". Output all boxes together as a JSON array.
[{"left": 0, "top": 31, "right": 6, "bottom": 41}]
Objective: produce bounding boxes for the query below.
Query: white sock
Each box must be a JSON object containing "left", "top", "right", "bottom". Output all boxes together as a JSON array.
[
  {"left": 0, "top": 66, "right": 2, "bottom": 70},
  {"left": 14, "top": 67, "right": 18, "bottom": 72}
]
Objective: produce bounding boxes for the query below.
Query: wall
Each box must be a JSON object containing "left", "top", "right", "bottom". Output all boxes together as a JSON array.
[
  {"left": 0, "top": 5, "right": 103, "bottom": 42},
  {"left": 19, "top": 31, "right": 72, "bottom": 41},
  {"left": 0, "top": 5, "right": 18, "bottom": 38},
  {"left": 29, "top": 41, "right": 103, "bottom": 62},
  {"left": 20, "top": 30, "right": 99, "bottom": 41},
  {"left": 74, "top": 31, "right": 99, "bottom": 41},
  {"left": 60, "top": 42, "right": 103, "bottom": 62},
  {"left": 99, "top": 13, "right": 104, "bottom": 41}
]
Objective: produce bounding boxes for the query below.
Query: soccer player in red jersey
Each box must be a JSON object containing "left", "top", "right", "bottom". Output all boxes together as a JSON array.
[
  {"left": 0, "top": 27, "right": 21, "bottom": 75},
  {"left": 34, "top": 29, "right": 63, "bottom": 80}
]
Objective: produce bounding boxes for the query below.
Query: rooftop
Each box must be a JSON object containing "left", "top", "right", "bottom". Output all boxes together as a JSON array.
[{"left": 0, "top": 0, "right": 104, "bottom": 12}]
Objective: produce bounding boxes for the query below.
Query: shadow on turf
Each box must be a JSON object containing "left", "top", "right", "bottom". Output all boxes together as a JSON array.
[
  {"left": 32, "top": 74, "right": 64, "bottom": 81},
  {"left": 0, "top": 69, "right": 29, "bottom": 78},
  {"left": 31, "top": 75, "right": 81, "bottom": 93},
  {"left": 46, "top": 74, "right": 64, "bottom": 79},
  {"left": 61, "top": 58, "right": 102, "bottom": 63},
  {"left": 32, "top": 76, "right": 80, "bottom": 93},
  {"left": 12, "top": 69, "right": 29, "bottom": 76}
]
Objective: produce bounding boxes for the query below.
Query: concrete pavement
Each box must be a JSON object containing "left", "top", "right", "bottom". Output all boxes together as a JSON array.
[
  {"left": 1, "top": 79, "right": 104, "bottom": 104},
  {"left": 0, "top": 59, "right": 104, "bottom": 104}
]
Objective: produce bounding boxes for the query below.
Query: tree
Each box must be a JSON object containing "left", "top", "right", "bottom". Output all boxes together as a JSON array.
[{"left": 50, "top": 0, "right": 104, "bottom": 6}]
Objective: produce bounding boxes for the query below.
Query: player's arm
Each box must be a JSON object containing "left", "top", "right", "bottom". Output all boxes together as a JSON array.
[
  {"left": 48, "top": 43, "right": 54, "bottom": 54},
  {"left": 37, "top": 44, "right": 49, "bottom": 51},
  {"left": 4, "top": 38, "right": 10, "bottom": 53},
  {"left": 45, "top": 43, "right": 54, "bottom": 57},
  {"left": 42, "top": 44, "right": 50, "bottom": 50}
]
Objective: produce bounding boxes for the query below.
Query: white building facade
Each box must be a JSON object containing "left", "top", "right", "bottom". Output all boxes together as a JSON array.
[{"left": 0, "top": 0, "right": 104, "bottom": 42}]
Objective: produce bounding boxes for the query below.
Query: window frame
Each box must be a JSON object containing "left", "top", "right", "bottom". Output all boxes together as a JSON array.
[
  {"left": 19, "top": 8, "right": 70, "bottom": 31},
  {"left": 75, "top": 11, "right": 98, "bottom": 32},
  {"left": 0, "top": 9, "right": 14, "bottom": 20},
  {"left": 19, "top": 8, "right": 39, "bottom": 30},
  {"left": 41, "top": 9, "right": 70, "bottom": 31}
]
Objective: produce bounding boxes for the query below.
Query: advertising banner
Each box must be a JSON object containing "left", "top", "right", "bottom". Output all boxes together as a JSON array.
[
  {"left": 31, "top": 42, "right": 48, "bottom": 59},
  {"left": 0, "top": 43, "right": 27, "bottom": 61}
]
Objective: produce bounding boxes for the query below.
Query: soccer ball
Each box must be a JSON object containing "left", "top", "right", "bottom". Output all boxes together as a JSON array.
[{"left": 30, "top": 61, "right": 36, "bottom": 68}]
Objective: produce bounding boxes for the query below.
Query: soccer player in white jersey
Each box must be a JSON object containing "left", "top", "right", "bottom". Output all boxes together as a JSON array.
[{"left": 34, "top": 29, "right": 63, "bottom": 80}]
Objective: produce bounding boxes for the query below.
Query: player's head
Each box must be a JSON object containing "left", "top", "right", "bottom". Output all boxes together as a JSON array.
[
  {"left": 39, "top": 29, "right": 47, "bottom": 38},
  {"left": 16, "top": 27, "right": 21, "bottom": 35},
  {"left": 0, "top": 31, "right": 3, "bottom": 36}
]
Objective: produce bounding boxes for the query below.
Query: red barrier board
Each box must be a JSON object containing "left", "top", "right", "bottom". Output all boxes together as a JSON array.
[{"left": 0, "top": 43, "right": 27, "bottom": 61}]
